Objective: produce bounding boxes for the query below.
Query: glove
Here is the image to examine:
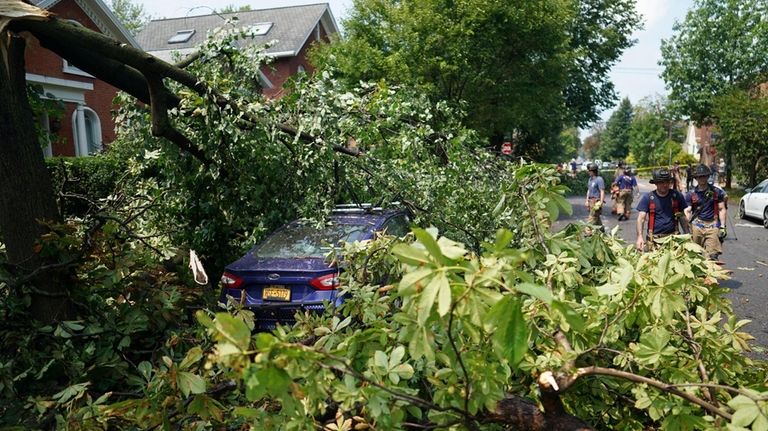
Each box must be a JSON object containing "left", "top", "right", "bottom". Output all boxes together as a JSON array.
[{"left": 719, "top": 227, "right": 727, "bottom": 240}]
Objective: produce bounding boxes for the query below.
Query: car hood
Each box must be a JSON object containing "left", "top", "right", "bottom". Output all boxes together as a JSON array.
[{"left": 226, "top": 253, "right": 334, "bottom": 273}]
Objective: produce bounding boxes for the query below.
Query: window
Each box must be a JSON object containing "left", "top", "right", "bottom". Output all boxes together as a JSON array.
[
  {"left": 382, "top": 216, "right": 411, "bottom": 237},
  {"left": 71, "top": 106, "right": 102, "bottom": 156},
  {"left": 248, "top": 22, "right": 273, "bottom": 36},
  {"left": 168, "top": 29, "right": 195, "bottom": 44}
]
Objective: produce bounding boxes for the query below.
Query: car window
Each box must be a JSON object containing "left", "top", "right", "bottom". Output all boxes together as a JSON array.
[
  {"left": 760, "top": 180, "right": 768, "bottom": 193},
  {"left": 381, "top": 215, "right": 411, "bottom": 237},
  {"left": 254, "top": 222, "right": 369, "bottom": 258}
]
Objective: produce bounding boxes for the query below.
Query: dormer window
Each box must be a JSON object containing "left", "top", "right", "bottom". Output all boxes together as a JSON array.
[
  {"left": 247, "top": 22, "right": 273, "bottom": 36},
  {"left": 168, "top": 29, "right": 195, "bottom": 44}
]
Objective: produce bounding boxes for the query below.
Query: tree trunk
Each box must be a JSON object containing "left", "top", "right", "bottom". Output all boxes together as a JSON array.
[{"left": 0, "top": 34, "right": 68, "bottom": 321}]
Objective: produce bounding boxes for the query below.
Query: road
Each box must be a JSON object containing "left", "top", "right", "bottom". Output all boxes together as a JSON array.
[{"left": 554, "top": 178, "right": 768, "bottom": 353}]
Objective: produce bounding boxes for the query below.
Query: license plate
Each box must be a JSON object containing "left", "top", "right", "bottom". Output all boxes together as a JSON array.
[{"left": 262, "top": 286, "right": 290, "bottom": 301}]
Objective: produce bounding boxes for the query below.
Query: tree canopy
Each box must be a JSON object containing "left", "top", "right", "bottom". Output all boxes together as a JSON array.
[
  {"left": 660, "top": 0, "right": 768, "bottom": 124},
  {"left": 314, "top": 0, "right": 640, "bottom": 144},
  {"left": 596, "top": 97, "right": 632, "bottom": 161}
]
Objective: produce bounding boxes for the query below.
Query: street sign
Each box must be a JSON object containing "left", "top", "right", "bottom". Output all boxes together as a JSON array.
[{"left": 501, "top": 142, "right": 512, "bottom": 155}]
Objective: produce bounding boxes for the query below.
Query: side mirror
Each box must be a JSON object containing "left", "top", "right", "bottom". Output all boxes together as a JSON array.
[{"left": 744, "top": 188, "right": 752, "bottom": 194}]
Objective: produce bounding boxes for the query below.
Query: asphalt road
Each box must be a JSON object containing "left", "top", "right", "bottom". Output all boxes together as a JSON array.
[{"left": 554, "top": 178, "right": 768, "bottom": 354}]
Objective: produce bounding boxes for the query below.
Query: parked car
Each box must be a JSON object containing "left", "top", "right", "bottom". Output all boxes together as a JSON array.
[
  {"left": 738, "top": 179, "right": 768, "bottom": 228},
  {"left": 219, "top": 205, "right": 412, "bottom": 330}
]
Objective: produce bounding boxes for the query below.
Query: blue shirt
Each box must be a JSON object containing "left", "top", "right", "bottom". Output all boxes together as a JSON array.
[
  {"left": 615, "top": 174, "right": 636, "bottom": 190},
  {"left": 587, "top": 176, "right": 605, "bottom": 199},
  {"left": 685, "top": 185, "right": 726, "bottom": 222},
  {"left": 637, "top": 190, "right": 688, "bottom": 235}
]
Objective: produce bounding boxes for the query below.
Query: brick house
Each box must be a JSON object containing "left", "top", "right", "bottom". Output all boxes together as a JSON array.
[
  {"left": 684, "top": 123, "right": 717, "bottom": 166},
  {"left": 27, "top": 0, "right": 140, "bottom": 157},
  {"left": 135, "top": 3, "right": 339, "bottom": 99}
]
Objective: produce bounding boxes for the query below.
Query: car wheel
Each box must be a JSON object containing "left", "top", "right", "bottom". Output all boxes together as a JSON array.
[
  {"left": 738, "top": 201, "right": 745, "bottom": 219},
  {"left": 764, "top": 207, "right": 768, "bottom": 229}
]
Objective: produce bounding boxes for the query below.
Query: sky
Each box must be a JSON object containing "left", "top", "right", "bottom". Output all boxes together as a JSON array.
[{"left": 134, "top": 0, "right": 696, "bottom": 123}]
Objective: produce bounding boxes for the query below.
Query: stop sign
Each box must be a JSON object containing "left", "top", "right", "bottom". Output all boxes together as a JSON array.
[{"left": 501, "top": 142, "right": 512, "bottom": 155}]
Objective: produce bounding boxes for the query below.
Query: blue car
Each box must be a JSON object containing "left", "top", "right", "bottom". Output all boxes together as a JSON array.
[{"left": 219, "top": 205, "right": 411, "bottom": 330}]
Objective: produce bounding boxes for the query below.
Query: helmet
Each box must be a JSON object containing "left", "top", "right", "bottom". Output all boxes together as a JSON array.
[
  {"left": 692, "top": 164, "right": 711, "bottom": 177},
  {"left": 618, "top": 161, "right": 625, "bottom": 168},
  {"left": 587, "top": 162, "right": 599, "bottom": 172},
  {"left": 650, "top": 168, "right": 674, "bottom": 184},
  {"left": 624, "top": 168, "right": 632, "bottom": 175}
]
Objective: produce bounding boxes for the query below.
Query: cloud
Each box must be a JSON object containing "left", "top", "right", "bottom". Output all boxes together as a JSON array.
[{"left": 636, "top": 0, "right": 669, "bottom": 29}]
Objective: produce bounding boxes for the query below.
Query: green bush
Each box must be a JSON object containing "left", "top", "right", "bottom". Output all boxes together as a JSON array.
[
  {"left": 46, "top": 156, "right": 125, "bottom": 216},
  {"left": 558, "top": 170, "right": 590, "bottom": 196}
]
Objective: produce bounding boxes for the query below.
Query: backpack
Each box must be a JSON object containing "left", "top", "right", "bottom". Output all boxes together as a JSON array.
[{"left": 690, "top": 185, "right": 719, "bottom": 221}]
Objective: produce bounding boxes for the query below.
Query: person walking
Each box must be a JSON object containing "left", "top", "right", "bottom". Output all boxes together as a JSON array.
[
  {"left": 614, "top": 167, "right": 638, "bottom": 221},
  {"left": 685, "top": 164, "right": 694, "bottom": 192},
  {"left": 684, "top": 164, "right": 728, "bottom": 261},
  {"left": 610, "top": 162, "right": 624, "bottom": 215},
  {"left": 635, "top": 168, "right": 689, "bottom": 251},
  {"left": 585, "top": 163, "right": 605, "bottom": 228},
  {"left": 671, "top": 161, "right": 683, "bottom": 191}
]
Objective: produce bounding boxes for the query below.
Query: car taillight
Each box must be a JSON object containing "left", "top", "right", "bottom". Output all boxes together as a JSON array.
[
  {"left": 220, "top": 272, "right": 244, "bottom": 289},
  {"left": 309, "top": 273, "right": 340, "bottom": 290}
]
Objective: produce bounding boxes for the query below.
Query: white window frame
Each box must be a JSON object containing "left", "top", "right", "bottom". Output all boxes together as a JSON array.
[{"left": 71, "top": 105, "right": 103, "bottom": 156}]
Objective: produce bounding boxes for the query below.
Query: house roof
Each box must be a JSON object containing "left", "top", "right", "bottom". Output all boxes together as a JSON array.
[
  {"left": 34, "top": 0, "right": 140, "bottom": 48},
  {"left": 136, "top": 3, "right": 338, "bottom": 62}
]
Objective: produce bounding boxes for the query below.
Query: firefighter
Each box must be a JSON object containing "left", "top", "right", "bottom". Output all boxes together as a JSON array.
[
  {"left": 684, "top": 164, "right": 728, "bottom": 261},
  {"left": 614, "top": 167, "right": 638, "bottom": 221},
  {"left": 585, "top": 162, "right": 605, "bottom": 228},
  {"left": 635, "top": 168, "right": 689, "bottom": 252}
]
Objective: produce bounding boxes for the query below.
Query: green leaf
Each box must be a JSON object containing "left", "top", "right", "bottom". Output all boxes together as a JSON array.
[
  {"left": 389, "top": 345, "right": 405, "bottom": 367},
  {"left": 731, "top": 403, "right": 759, "bottom": 427},
  {"left": 487, "top": 296, "right": 529, "bottom": 368},
  {"left": 412, "top": 228, "right": 444, "bottom": 262},
  {"left": 214, "top": 313, "right": 251, "bottom": 351},
  {"left": 177, "top": 372, "right": 206, "bottom": 398},
  {"left": 374, "top": 350, "right": 388, "bottom": 369},
  {"left": 138, "top": 361, "right": 153, "bottom": 382},
  {"left": 179, "top": 346, "right": 203, "bottom": 370},
  {"left": 418, "top": 271, "right": 446, "bottom": 324},
  {"left": 244, "top": 365, "right": 291, "bottom": 402},
  {"left": 392, "top": 244, "right": 431, "bottom": 266},
  {"left": 436, "top": 272, "right": 452, "bottom": 317},
  {"left": 398, "top": 267, "right": 434, "bottom": 294},
  {"left": 514, "top": 283, "right": 552, "bottom": 304},
  {"left": 552, "top": 300, "right": 586, "bottom": 332}
]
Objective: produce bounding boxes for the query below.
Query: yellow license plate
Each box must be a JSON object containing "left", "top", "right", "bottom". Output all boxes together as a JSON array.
[{"left": 262, "top": 286, "right": 290, "bottom": 301}]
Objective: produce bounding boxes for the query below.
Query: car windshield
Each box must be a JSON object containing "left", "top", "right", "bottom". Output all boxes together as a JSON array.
[{"left": 254, "top": 222, "right": 370, "bottom": 258}]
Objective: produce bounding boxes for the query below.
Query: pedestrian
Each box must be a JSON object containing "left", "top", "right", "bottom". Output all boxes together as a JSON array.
[
  {"left": 718, "top": 158, "right": 726, "bottom": 185},
  {"left": 611, "top": 162, "right": 624, "bottom": 215},
  {"left": 614, "top": 167, "right": 638, "bottom": 221},
  {"left": 670, "top": 161, "right": 683, "bottom": 192},
  {"left": 570, "top": 158, "right": 577, "bottom": 177},
  {"left": 635, "top": 168, "right": 689, "bottom": 252},
  {"left": 585, "top": 162, "right": 605, "bottom": 229},
  {"left": 709, "top": 161, "right": 719, "bottom": 185},
  {"left": 685, "top": 164, "right": 693, "bottom": 192},
  {"left": 684, "top": 164, "right": 728, "bottom": 261}
]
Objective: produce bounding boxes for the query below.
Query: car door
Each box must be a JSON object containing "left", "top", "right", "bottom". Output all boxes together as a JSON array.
[
  {"left": 746, "top": 180, "right": 768, "bottom": 218},
  {"left": 753, "top": 181, "right": 768, "bottom": 219}
]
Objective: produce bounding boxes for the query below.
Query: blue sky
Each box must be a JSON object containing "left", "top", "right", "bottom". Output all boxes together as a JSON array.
[{"left": 136, "top": 0, "right": 696, "bottom": 124}]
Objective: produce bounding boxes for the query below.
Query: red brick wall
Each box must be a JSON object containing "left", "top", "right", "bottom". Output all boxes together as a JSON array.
[
  {"left": 24, "top": 0, "right": 119, "bottom": 156},
  {"left": 261, "top": 22, "right": 332, "bottom": 99}
]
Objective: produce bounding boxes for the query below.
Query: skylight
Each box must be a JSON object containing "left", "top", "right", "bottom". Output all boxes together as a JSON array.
[
  {"left": 168, "top": 29, "right": 195, "bottom": 44},
  {"left": 248, "top": 22, "right": 273, "bottom": 36}
]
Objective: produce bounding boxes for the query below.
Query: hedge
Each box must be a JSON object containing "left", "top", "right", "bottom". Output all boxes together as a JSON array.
[{"left": 46, "top": 156, "right": 125, "bottom": 216}]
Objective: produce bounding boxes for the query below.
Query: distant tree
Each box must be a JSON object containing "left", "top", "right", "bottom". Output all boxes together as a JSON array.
[
  {"left": 218, "top": 4, "right": 252, "bottom": 14},
  {"left": 713, "top": 88, "right": 768, "bottom": 187},
  {"left": 597, "top": 97, "right": 632, "bottom": 161},
  {"left": 581, "top": 122, "right": 604, "bottom": 159},
  {"left": 556, "top": 127, "right": 581, "bottom": 162},
  {"left": 110, "top": 0, "right": 149, "bottom": 35},
  {"left": 627, "top": 97, "right": 686, "bottom": 167},
  {"left": 660, "top": 0, "right": 768, "bottom": 124}
]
